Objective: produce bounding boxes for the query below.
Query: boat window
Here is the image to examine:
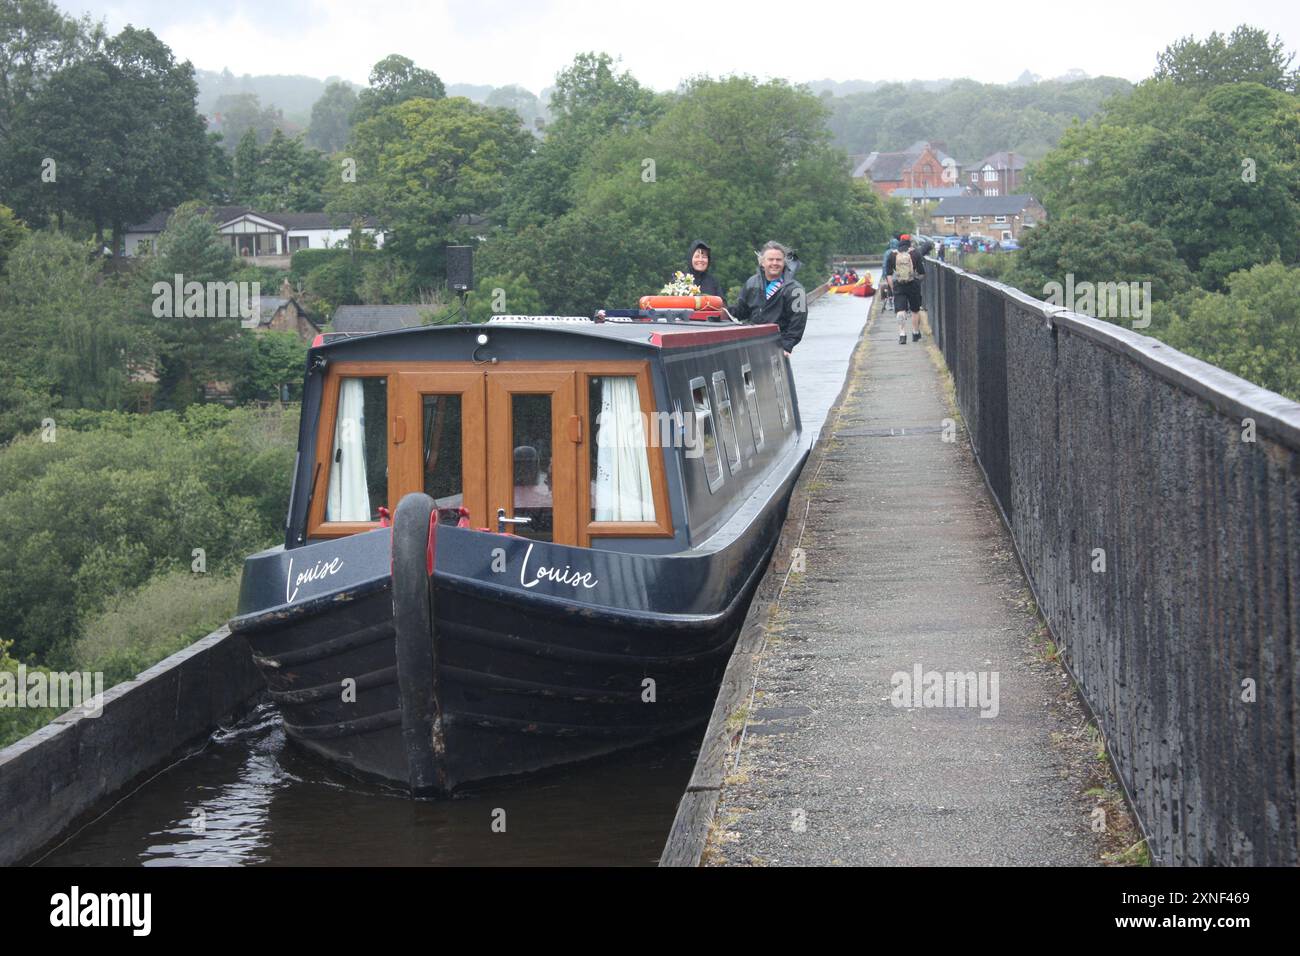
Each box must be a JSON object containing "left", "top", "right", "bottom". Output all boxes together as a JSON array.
[
  {"left": 511, "top": 393, "right": 554, "bottom": 542},
  {"left": 589, "top": 376, "right": 656, "bottom": 522},
  {"left": 422, "top": 394, "right": 463, "bottom": 509},
  {"left": 742, "top": 363, "right": 764, "bottom": 452},
  {"left": 690, "top": 377, "right": 725, "bottom": 493},
  {"left": 326, "top": 377, "right": 388, "bottom": 522},
  {"left": 771, "top": 354, "right": 791, "bottom": 430},
  {"left": 712, "top": 371, "right": 742, "bottom": 474}
]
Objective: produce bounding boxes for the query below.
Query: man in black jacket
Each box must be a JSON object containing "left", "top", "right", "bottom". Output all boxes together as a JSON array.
[{"left": 730, "top": 241, "right": 807, "bottom": 355}]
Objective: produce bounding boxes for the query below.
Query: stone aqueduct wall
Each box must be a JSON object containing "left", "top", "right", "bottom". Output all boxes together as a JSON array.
[{"left": 924, "top": 261, "right": 1300, "bottom": 866}]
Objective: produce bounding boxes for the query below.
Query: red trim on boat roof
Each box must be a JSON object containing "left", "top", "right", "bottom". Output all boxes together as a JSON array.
[{"left": 650, "top": 324, "right": 779, "bottom": 348}]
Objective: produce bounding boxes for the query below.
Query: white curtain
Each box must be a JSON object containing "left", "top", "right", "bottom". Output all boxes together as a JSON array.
[
  {"left": 327, "top": 378, "right": 371, "bottom": 521},
  {"left": 594, "top": 377, "right": 655, "bottom": 522}
]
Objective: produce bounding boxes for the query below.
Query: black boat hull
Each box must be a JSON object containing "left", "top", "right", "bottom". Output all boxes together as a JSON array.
[{"left": 231, "top": 448, "right": 804, "bottom": 794}]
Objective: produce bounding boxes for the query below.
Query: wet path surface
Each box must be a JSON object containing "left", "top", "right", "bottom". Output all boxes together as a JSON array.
[
  {"left": 708, "top": 300, "right": 1106, "bottom": 865},
  {"left": 36, "top": 293, "right": 870, "bottom": 867}
]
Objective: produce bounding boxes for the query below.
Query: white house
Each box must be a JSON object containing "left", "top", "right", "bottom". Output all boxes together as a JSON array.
[{"left": 123, "top": 206, "right": 384, "bottom": 260}]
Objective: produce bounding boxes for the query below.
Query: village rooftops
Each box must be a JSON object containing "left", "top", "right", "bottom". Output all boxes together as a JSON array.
[{"left": 930, "top": 194, "right": 1041, "bottom": 217}]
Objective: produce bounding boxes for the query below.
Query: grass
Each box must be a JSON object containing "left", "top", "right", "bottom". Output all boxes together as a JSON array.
[{"left": 71, "top": 567, "right": 241, "bottom": 689}]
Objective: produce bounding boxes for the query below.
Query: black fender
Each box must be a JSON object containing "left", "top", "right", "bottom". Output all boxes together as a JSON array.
[{"left": 392, "top": 492, "right": 447, "bottom": 796}]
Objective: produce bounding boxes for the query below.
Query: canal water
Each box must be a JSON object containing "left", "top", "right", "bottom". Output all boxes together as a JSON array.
[{"left": 35, "top": 293, "right": 869, "bottom": 867}]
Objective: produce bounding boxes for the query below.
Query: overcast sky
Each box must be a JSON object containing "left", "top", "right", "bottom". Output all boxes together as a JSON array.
[{"left": 59, "top": 0, "right": 1300, "bottom": 93}]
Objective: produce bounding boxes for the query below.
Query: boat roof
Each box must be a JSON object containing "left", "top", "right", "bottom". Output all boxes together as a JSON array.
[{"left": 313, "top": 316, "right": 781, "bottom": 352}]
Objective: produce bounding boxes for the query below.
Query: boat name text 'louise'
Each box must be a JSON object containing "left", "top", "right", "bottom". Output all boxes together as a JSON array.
[
  {"left": 519, "top": 543, "right": 599, "bottom": 590},
  {"left": 286, "top": 555, "right": 345, "bottom": 603}
]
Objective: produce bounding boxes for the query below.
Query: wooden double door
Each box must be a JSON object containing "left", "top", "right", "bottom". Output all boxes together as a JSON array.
[{"left": 393, "top": 368, "right": 578, "bottom": 544}]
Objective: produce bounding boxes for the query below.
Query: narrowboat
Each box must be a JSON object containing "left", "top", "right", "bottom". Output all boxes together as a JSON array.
[{"left": 230, "top": 296, "right": 808, "bottom": 796}]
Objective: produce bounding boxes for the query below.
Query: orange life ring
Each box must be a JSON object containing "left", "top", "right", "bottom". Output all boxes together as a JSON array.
[{"left": 640, "top": 295, "right": 724, "bottom": 311}]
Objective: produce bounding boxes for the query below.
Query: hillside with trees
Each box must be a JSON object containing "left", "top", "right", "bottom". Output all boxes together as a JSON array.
[{"left": 824, "top": 75, "right": 1133, "bottom": 161}]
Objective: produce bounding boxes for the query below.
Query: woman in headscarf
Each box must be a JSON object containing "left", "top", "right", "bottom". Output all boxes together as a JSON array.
[{"left": 685, "top": 240, "right": 725, "bottom": 302}]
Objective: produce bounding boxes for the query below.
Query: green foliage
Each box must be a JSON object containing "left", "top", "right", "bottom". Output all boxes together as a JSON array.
[
  {"left": 430, "top": 272, "right": 543, "bottom": 324},
  {"left": 0, "top": 229, "right": 144, "bottom": 425},
  {"left": 290, "top": 247, "right": 364, "bottom": 278},
  {"left": 0, "top": 639, "right": 63, "bottom": 747},
  {"left": 1155, "top": 25, "right": 1298, "bottom": 92},
  {"left": 1162, "top": 263, "right": 1300, "bottom": 401},
  {"left": 1001, "top": 215, "right": 1194, "bottom": 304},
  {"left": 233, "top": 331, "right": 307, "bottom": 403},
  {"left": 824, "top": 75, "right": 1133, "bottom": 161},
  {"left": 351, "top": 54, "right": 445, "bottom": 125},
  {"left": 232, "top": 127, "right": 329, "bottom": 211},
  {"left": 0, "top": 25, "right": 209, "bottom": 248},
  {"left": 504, "top": 53, "right": 663, "bottom": 229},
  {"left": 962, "top": 251, "right": 1013, "bottom": 280},
  {"left": 145, "top": 202, "right": 242, "bottom": 408},
  {"left": 1031, "top": 40, "right": 1300, "bottom": 291},
  {"left": 0, "top": 403, "right": 298, "bottom": 663},
  {"left": 330, "top": 95, "right": 531, "bottom": 278},
  {"left": 70, "top": 567, "right": 241, "bottom": 690},
  {"left": 0, "top": 0, "right": 89, "bottom": 140},
  {"left": 358, "top": 253, "right": 417, "bottom": 304},
  {"left": 484, "top": 75, "right": 864, "bottom": 312},
  {"left": 213, "top": 91, "right": 285, "bottom": 148},
  {"left": 307, "top": 81, "right": 357, "bottom": 153},
  {"left": 842, "top": 182, "right": 913, "bottom": 254},
  {"left": 485, "top": 84, "right": 544, "bottom": 132},
  {"left": 0, "top": 201, "right": 27, "bottom": 272},
  {"left": 303, "top": 257, "right": 363, "bottom": 315},
  {"left": 1005, "top": 25, "right": 1300, "bottom": 403}
]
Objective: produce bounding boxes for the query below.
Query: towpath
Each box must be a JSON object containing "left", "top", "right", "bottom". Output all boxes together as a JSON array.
[{"left": 705, "top": 296, "right": 1112, "bottom": 866}]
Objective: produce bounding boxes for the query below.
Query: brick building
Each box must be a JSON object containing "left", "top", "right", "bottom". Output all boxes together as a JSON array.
[{"left": 930, "top": 195, "right": 1046, "bottom": 241}]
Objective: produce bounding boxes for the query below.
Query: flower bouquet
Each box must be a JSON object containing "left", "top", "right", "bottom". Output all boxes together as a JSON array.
[{"left": 660, "top": 271, "right": 701, "bottom": 296}]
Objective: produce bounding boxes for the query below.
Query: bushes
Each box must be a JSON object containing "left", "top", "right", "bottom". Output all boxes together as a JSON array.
[
  {"left": 0, "top": 568, "right": 242, "bottom": 748},
  {"left": 71, "top": 568, "right": 241, "bottom": 690},
  {"left": 289, "top": 247, "right": 379, "bottom": 282},
  {"left": 0, "top": 404, "right": 298, "bottom": 662}
]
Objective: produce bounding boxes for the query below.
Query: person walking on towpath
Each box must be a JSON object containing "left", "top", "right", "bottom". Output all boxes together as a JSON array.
[
  {"left": 885, "top": 235, "right": 925, "bottom": 345},
  {"left": 731, "top": 240, "right": 807, "bottom": 355}
]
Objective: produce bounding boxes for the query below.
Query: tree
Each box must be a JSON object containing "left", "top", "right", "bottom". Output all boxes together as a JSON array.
[
  {"left": 213, "top": 91, "right": 285, "bottom": 148},
  {"left": 485, "top": 84, "right": 543, "bottom": 133},
  {"left": 233, "top": 331, "right": 307, "bottom": 403},
  {"left": 1001, "top": 215, "right": 1194, "bottom": 308},
  {"left": 351, "top": 54, "right": 445, "bottom": 125},
  {"left": 232, "top": 128, "right": 261, "bottom": 202},
  {"left": 307, "top": 81, "right": 357, "bottom": 152},
  {"left": 0, "top": 230, "right": 142, "bottom": 419},
  {"left": 842, "top": 181, "right": 912, "bottom": 254},
  {"left": 235, "top": 128, "right": 329, "bottom": 211},
  {"left": 1155, "top": 26, "right": 1298, "bottom": 92},
  {"left": 430, "top": 271, "right": 543, "bottom": 324},
  {"left": 483, "top": 76, "right": 865, "bottom": 312},
  {"left": 0, "top": 26, "right": 210, "bottom": 250},
  {"left": 1031, "top": 78, "right": 1300, "bottom": 289},
  {"left": 0, "top": 0, "right": 87, "bottom": 139},
  {"left": 146, "top": 203, "right": 242, "bottom": 408},
  {"left": 503, "top": 52, "right": 664, "bottom": 228},
  {"left": 0, "top": 202, "right": 26, "bottom": 273},
  {"left": 1162, "top": 263, "right": 1300, "bottom": 401},
  {"left": 330, "top": 96, "right": 531, "bottom": 278}
]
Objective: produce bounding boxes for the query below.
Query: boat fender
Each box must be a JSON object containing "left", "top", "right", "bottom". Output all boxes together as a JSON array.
[{"left": 391, "top": 492, "right": 447, "bottom": 797}]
